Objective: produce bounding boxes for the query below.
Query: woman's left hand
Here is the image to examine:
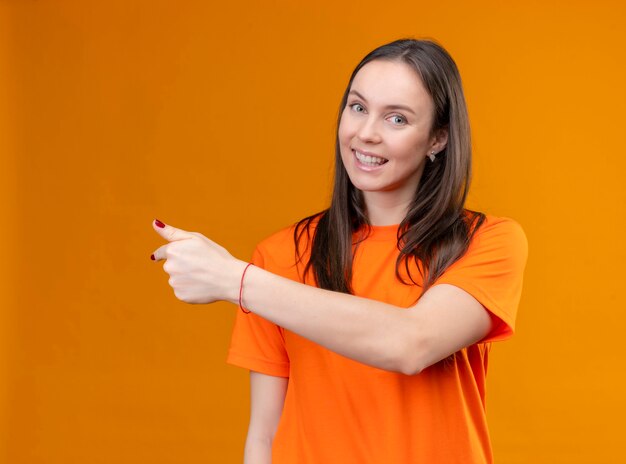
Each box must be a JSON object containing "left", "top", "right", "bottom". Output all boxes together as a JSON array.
[{"left": 150, "top": 219, "right": 245, "bottom": 305}]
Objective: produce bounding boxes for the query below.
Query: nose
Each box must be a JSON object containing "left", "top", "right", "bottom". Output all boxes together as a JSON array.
[{"left": 356, "top": 116, "right": 382, "bottom": 144}]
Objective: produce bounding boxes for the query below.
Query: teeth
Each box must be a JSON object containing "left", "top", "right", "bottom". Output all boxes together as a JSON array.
[{"left": 355, "top": 150, "right": 387, "bottom": 166}]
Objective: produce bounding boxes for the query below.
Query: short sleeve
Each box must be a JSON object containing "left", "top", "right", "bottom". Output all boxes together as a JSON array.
[
  {"left": 226, "top": 245, "right": 290, "bottom": 377},
  {"left": 433, "top": 217, "right": 529, "bottom": 343}
]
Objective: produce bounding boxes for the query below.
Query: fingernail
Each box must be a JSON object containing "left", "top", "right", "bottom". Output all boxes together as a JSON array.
[
  {"left": 155, "top": 219, "right": 165, "bottom": 228},
  {"left": 150, "top": 254, "right": 155, "bottom": 261}
]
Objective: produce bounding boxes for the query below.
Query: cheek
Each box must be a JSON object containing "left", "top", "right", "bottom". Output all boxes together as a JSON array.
[
  {"left": 394, "top": 134, "right": 429, "bottom": 159},
  {"left": 338, "top": 128, "right": 354, "bottom": 169},
  {"left": 338, "top": 110, "right": 355, "bottom": 143}
]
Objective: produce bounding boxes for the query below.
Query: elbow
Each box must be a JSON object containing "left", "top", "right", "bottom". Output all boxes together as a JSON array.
[
  {"left": 394, "top": 333, "right": 431, "bottom": 376},
  {"left": 397, "top": 358, "right": 425, "bottom": 376}
]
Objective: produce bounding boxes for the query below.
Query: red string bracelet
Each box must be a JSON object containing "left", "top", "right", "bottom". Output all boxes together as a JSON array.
[{"left": 239, "top": 263, "right": 254, "bottom": 314}]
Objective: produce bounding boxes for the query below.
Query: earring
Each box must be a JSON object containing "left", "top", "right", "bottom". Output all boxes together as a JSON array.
[{"left": 428, "top": 151, "right": 436, "bottom": 162}]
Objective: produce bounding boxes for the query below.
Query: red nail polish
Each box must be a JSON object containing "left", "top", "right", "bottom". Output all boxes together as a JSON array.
[
  {"left": 155, "top": 219, "right": 165, "bottom": 228},
  {"left": 150, "top": 254, "right": 155, "bottom": 260}
]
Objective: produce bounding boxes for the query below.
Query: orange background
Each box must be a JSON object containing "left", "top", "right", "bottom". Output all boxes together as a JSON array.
[{"left": 2, "top": 1, "right": 625, "bottom": 462}]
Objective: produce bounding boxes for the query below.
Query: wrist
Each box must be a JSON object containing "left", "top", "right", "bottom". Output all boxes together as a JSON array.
[{"left": 227, "top": 259, "right": 250, "bottom": 305}]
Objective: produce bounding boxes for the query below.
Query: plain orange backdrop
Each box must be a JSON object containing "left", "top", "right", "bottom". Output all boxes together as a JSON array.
[{"left": 2, "top": 1, "right": 625, "bottom": 463}]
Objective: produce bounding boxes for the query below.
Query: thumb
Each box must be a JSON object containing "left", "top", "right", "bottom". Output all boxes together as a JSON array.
[{"left": 152, "top": 218, "right": 195, "bottom": 242}]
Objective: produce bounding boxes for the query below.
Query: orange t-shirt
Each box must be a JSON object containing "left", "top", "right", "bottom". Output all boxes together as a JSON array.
[{"left": 227, "top": 214, "right": 528, "bottom": 464}]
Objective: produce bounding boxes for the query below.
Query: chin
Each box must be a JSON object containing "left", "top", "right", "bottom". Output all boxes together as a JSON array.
[{"left": 349, "top": 179, "right": 387, "bottom": 193}]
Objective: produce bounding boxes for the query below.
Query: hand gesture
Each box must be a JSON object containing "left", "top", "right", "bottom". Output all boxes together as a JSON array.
[{"left": 150, "top": 219, "right": 244, "bottom": 304}]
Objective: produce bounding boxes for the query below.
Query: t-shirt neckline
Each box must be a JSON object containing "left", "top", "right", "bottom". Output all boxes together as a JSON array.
[{"left": 356, "top": 223, "right": 401, "bottom": 241}]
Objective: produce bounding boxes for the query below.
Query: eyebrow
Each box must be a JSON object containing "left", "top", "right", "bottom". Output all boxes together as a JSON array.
[{"left": 348, "top": 89, "right": 417, "bottom": 116}]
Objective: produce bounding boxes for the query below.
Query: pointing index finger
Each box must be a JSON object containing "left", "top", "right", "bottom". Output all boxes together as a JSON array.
[{"left": 152, "top": 218, "right": 194, "bottom": 242}]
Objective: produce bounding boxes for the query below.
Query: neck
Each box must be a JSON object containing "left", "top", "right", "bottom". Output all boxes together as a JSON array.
[{"left": 362, "top": 190, "right": 413, "bottom": 226}]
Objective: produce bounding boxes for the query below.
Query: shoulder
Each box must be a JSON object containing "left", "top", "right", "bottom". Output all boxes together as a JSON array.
[
  {"left": 435, "top": 214, "right": 529, "bottom": 342},
  {"left": 258, "top": 212, "right": 324, "bottom": 251},
  {"left": 253, "top": 213, "right": 323, "bottom": 271},
  {"left": 472, "top": 214, "right": 528, "bottom": 255},
  {"left": 457, "top": 213, "right": 529, "bottom": 272},
  {"left": 256, "top": 224, "right": 298, "bottom": 255}
]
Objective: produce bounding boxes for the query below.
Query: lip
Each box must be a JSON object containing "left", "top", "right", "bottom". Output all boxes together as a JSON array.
[
  {"left": 353, "top": 147, "right": 384, "bottom": 158},
  {"left": 352, "top": 148, "right": 388, "bottom": 172}
]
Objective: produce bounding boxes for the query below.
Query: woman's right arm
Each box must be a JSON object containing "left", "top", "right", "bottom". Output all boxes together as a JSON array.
[{"left": 244, "top": 371, "right": 288, "bottom": 464}]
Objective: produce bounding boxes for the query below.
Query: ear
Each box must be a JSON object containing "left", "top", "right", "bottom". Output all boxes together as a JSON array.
[{"left": 430, "top": 126, "right": 449, "bottom": 154}]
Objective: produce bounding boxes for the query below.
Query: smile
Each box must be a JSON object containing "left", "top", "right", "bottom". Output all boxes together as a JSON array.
[{"left": 353, "top": 149, "right": 389, "bottom": 167}]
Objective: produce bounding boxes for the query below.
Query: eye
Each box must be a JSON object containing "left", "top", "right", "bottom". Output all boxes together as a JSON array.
[
  {"left": 388, "top": 114, "right": 407, "bottom": 125},
  {"left": 349, "top": 103, "right": 365, "bottom": 113}
]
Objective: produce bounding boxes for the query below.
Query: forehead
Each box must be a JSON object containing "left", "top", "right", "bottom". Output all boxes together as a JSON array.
[{"left": 350, "top": 60, "right": 432, "bottom": 110}]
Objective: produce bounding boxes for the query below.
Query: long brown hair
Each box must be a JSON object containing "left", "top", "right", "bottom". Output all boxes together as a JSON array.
[{"left": 295, "top": 38, "right": 485, "bottom": 296}]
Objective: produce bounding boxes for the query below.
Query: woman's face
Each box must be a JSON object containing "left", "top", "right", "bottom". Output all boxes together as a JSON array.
[{"left": 338, "top": 59, "right": 447, "bottom": 203}]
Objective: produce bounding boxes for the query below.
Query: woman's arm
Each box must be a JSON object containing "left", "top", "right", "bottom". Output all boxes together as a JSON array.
[
  {"left": 151, "top": 221, "right": 492, "bottom": 374},
  {"left": 244, "top": 372, "right": 288, "bottom": 464},
  {"left": 236, "top": 265, "right": 491, "bottom": 375}
]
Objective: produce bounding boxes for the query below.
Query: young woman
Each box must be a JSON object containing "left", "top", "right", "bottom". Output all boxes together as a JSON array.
[{"left": 151, "top": 39, "right": 528, "bottom": 464}]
